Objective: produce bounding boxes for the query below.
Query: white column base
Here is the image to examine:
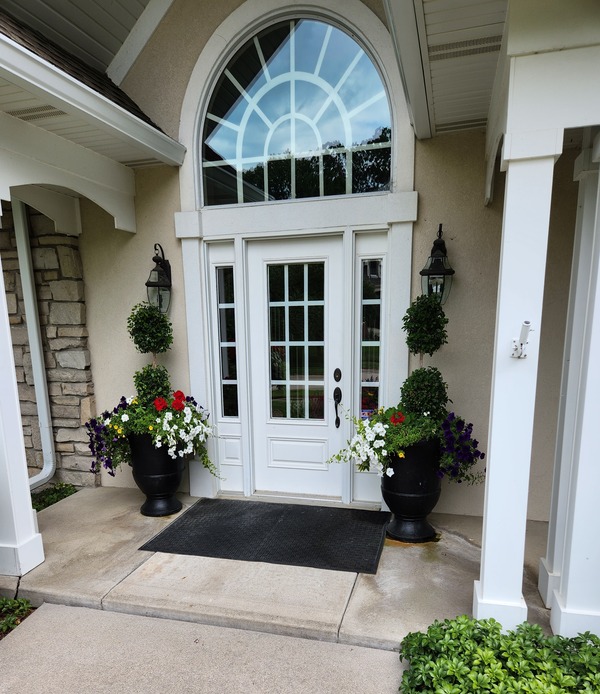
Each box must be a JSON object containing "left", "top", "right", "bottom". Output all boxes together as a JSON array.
[
  {"left": 473, "top": 580, "right": 528, "bottom": 631},
  {"left": 0, "top": 532, "right": 44, "bottom": 577},
  {"left": 551, "top": 591, "right": 600, "bottom": 638},
  {"left": 538, "top": 557, "right": 560, "bottom": 608}
]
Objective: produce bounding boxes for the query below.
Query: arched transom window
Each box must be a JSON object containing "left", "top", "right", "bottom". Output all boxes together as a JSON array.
[{"left": 202, "top": 19, "right": 392, "bottom": 206}]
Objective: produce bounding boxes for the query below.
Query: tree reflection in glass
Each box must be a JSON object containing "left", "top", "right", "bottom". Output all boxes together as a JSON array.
[{"left": 203, "top": 19, "right": 392, "bottom": 205}]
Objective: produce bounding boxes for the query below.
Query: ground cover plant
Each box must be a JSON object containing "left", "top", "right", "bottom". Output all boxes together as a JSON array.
[
  {"left": 31, "top": 482, "right": 77, "bottom": 512},
  {"left": 399, "top": 615, "right": 600, "bottom": 693},
  {"left": 0, "top": 598, "right": 34, "bottom": 641}
]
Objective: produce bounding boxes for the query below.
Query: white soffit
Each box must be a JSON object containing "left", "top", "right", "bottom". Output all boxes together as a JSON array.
[
  {"left": 0, "top": 0, "right": 151, "bottom": 74},
  {"left": 385, "top": 0, "right": 507, "bottom": 138},
  {"left": 0, "top": 33, "right": 185, "bottom": 167}
]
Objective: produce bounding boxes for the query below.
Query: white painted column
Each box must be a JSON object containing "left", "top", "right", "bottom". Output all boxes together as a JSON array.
[
  {"left": 550, "top": 138, "right": 600, "bottom": 637},
  {"left": 473, "top": 154, "right": 556, "bottom": 630},
  {"left": 175, "top": 211, "right": 217, "bottom": 498},
  {"left": 539, "top": 148, "right": 598, "bottom": 607},
  {"left": 0, "top": 251, "right": 45, "bottom": 576}
]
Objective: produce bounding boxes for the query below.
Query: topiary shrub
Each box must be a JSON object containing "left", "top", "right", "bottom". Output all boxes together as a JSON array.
[
  {"left": 133, "top": 364, "right": 172, "bottom": 406},
  {"left": 127, "top": 302, "right": 173, "bottom": 357},
  {"left": 402, "top": 294, "right": 448, "bottom": 359},
  {"left": 400, "top": 366, "right": 449, "bottom": 421}
]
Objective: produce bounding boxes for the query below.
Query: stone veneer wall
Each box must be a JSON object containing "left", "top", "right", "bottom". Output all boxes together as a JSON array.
[{"left": 0, "top": 202, "right": 97, "bottom": 487}]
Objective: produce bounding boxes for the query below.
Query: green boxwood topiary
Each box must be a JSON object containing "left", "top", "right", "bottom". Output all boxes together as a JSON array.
[
  {"left": 133, "top": 364, "right": 172, "bottom": 406},
  {"left": 400, "top": 366, "right": 448, "bottom": 421},
  {"left": 127, "top": 302, "right": 173, "bottom": 356},
  {"left": 402, "top": 294, "right": 448, "bottom": 358}
]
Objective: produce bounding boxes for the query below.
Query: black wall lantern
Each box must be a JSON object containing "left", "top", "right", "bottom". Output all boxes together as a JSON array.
[
  {"left": 145, "top": 243, "right": 172, "bottom": 313},
  {"left": 419, "top": 224, "right": 455, "bottom": 304}
]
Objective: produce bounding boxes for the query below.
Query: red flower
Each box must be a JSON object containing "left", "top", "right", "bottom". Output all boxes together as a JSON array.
[
  {"left": 154, "top": 397, "right": 168, "bottom": 412},
  {"left": 173, "top": 390, "right": 185, "bottom": 402},
  {"left": 172, "top": 399, "right": 185, "bottom": 411},
  {"left": 390, "top": 411, "right": 405, "bottom": 425}
]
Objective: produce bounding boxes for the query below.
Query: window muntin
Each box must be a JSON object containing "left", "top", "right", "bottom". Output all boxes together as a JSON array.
[
  {"left": 203, "top": 19, "right": 391, "bottom": 205},
  {"left": 216, "top": 267, "right": 239, "bottom": 417},
  {"left": 268, "top": 262, "right": 325, "bottom": 419},
  {"left": 360, "top": 259, "right": 382, "bottom": 418}
]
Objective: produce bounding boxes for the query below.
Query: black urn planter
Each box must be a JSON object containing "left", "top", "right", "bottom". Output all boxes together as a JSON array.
[
  {"left": 381, "top": 438, "right": 442, "bottom": 543},
  {"left": 128, "top": 434, "right": 184, "bottom": 517}
]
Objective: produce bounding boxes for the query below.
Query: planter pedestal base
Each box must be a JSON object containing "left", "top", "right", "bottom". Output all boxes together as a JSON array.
[
  {"left": 128, "top": 434, "right": 185, "bottom": 517},
  {"left": 139, "top": 495, "right": 182, "bottom": 518},
  {"left": 386, "top": 514, "right": 437, "bottom": 543}
]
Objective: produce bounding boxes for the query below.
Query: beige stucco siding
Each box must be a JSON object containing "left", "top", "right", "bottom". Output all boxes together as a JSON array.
[
  {"left": 121, "top": 0, "right": 389, "bottom": 141},
  {"left": 413, "top": 131, "right": 577, "bottom": 521},
  {"left": 81, "top": 2, "right": 577, "bottom": 517},
  {"left": 79, "top": 165, "right": 188, "bottom": 488},
  {"left": 413, "top": 130, "right": 503, "bottom": 517}
]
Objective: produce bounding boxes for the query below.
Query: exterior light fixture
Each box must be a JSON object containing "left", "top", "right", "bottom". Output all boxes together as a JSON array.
[
  {"left": 419, "top": 223, "right": 455, "bottom": 304},
  {"left": 145, "top": 243, "right": 172, "bottom": 313}
]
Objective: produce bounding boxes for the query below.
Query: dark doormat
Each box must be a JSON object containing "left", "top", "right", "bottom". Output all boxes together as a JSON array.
[{"left": 139, "top": 498, "right": 391, "bottom": 574}]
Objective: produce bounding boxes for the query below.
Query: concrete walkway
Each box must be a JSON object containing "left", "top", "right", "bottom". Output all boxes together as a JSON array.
[{"left": 0, "top": 488, "right": 550, "bottom": 692}]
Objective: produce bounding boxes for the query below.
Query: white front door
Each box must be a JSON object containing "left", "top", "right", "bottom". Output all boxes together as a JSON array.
[{"left": 247, "top": 235, "right": 346, "bottom": 498}]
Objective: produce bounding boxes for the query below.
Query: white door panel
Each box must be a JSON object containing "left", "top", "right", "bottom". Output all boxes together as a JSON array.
[{"left": 247, "top": 236, "right": 346, "bottom": 497}]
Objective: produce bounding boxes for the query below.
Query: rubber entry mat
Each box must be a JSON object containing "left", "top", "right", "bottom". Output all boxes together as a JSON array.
[{"left": 140, "top": 498, "right": 391, "bottom": 574}]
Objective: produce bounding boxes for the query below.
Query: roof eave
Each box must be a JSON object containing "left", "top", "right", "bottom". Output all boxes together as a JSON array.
[
  {"left": 0, "top": 32, "right": 186, "bottom": 166},
  {"left": 383, "top": 0, "right": 432, "bottom": 140}
]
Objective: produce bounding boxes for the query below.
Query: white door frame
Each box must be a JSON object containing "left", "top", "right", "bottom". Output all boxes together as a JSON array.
[{"left": 179, "top": 194, "right": 416, "bottom": 501}]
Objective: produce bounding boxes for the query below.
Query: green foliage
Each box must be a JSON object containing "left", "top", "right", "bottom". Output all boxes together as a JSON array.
[
  {"left": 0, "top": 597, "right": 34, "bottom": 638},
  {"left": 399, "top": 615, "right": 600, "bottom": 693},
  {"left": 402, "top": 294, "right": 448, "bottom": 357},
  {"left": 30, "top": 482, "right": 77, "bottom": 512},
  {"left": 127, "top": 302, "right": 173, "bottom": 356},
  {"left": 400, "top": 366, "right": 449, "bottom": 421},
  {"left": 133, "top": 364, "right": 172, "bottom": 406},
  {"left": 86, "top": 392, "right": 216, "bottom": 477}
]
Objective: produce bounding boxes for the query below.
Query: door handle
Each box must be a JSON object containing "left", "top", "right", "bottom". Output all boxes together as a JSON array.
[{"left": 333, "top": 387, "right": 342, "bottom": 428}]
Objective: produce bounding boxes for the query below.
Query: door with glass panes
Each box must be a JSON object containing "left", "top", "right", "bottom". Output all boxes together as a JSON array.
[{"left": 248, "top": 236, "right": 345, "bottom": 496}]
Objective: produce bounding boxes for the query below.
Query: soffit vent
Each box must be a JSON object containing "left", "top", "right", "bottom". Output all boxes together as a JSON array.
[
  {"left": 7, "top": 104, "right": 67, "bottom": 121},
  {"left": 429, "top": 35, "right": 502, "bottom": 61}
]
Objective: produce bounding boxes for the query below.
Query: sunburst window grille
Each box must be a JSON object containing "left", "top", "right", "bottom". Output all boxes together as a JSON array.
[{"left": 202, "top": 19, "right": 392, "bottom": 205}]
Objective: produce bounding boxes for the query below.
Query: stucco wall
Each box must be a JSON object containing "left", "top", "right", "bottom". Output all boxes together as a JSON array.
[
  {"left": 413, "top": 130, "right": 503, "bottom": 517},
  {"left": 413, "top": 131, "right": 578, "bottom": 520},
  {"left": 79, "top": 165, "right": 189, "bottom": 488},
  {"left": 121, "top": 0, "right": 388, "bottom": 140},
  {"left": 94, "top": 2, "right": 578, "bottom": 517}
]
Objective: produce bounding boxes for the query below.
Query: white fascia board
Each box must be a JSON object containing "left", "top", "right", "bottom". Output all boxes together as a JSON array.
[
  {"left": 0, "top": 33, "right": 186, "bottom": 166},
  {"left": 108, "top": 0, "right": 175, "bottom": 85},
  {"left": 383, "top": 0, "right": 432, "bottom": 139}
]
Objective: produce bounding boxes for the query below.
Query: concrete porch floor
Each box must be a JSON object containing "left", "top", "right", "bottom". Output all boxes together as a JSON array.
[{"left": 0, "top": 487, "right": 551, "bottom": 692}]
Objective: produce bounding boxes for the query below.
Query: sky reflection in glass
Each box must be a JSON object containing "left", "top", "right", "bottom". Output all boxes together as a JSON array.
[{"left": 203, "top": 19, "right": 391, "bottom": 205}]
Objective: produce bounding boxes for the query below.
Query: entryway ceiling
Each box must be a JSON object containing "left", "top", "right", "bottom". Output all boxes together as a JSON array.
[{"left": 0, "top": 0, "right": 508, "bottom": 154}]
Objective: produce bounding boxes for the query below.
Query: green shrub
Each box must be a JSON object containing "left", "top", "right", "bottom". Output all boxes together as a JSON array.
[
  {"left": 402, "top": 294, "right": 448, "bottom": 357},
  {"left": 133, "top": 364, "right": 172, "bottom": 406},
  {"left": 31, "top": 482, "right": 77, "bottom": 512},
  {"left": 0, "top": 598, "right": 34, "bottom": 639},
  {"left": 399, "top": 615, "right": 600, "bottom": 693},
  {"left": 127, "top": 302, "right": 173, "bottom": 356},
  {"left": 400, "top": 366, "right": 449, "bottom": 421}
]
